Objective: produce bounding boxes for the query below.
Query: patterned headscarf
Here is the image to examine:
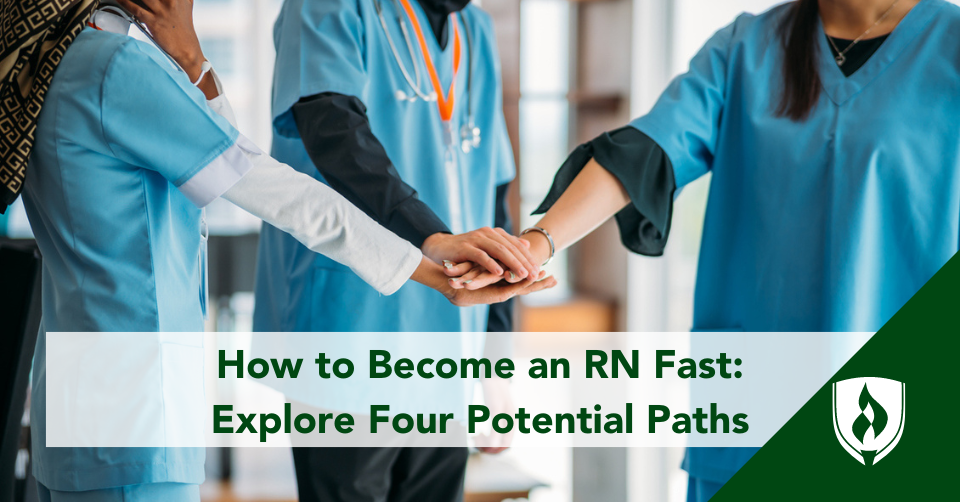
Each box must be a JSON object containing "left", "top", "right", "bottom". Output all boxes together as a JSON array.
[{"left": 0, "top": 0, "right": 98, "bottom": 213}]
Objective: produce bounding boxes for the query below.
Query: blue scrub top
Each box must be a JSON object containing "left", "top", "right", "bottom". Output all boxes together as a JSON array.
[
  {"left": 23, "top": 28, "right": 239, "bottom": 491},
  {"left": 254, "top": 0, "right": 515, "bottom": 337},
  {"left": 630, "top": 0, "right": 960, "bottom": 483}
]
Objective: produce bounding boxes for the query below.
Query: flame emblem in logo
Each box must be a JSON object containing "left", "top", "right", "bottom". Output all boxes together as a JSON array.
[{"left": 832, "top": 377, "right": 905, "bottom": 465}]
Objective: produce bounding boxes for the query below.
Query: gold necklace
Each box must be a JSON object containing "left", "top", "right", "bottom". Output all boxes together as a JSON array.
[{"left": 826, "top": 0, "right": 902, "bottom": 67}]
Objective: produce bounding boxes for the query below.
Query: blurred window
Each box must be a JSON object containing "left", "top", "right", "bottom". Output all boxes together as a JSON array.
[
  {"left": 519, "top": 0, "right": 572, "bottom": 300},
  {"left": 199, "top": 37, "right": 236, "bottom": 76},
  {"left": 656, "top": 0, "right": 784, "bottom": 332}
]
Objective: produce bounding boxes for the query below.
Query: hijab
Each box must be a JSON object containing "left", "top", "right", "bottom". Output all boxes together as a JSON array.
[{"left": 0, "top": 0, "right": 99, "bottom": 213}]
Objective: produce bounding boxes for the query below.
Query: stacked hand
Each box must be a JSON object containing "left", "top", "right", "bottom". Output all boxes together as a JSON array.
[
  {"left": 440, "top": 229, "right": 553, "bottom": 293},
  {"left": 414, "top": 227, "right": 556, "bottom": 306}
]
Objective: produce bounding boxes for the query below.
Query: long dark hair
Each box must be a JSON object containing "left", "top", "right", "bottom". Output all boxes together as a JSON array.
[{"left": 777, "top": 0, "right": 822, "bottom": 121}]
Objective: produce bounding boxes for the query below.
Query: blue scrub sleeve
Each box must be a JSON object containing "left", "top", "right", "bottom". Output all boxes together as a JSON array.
[
  {"left": 100, "top": 40, "right": 238, "bottom": 192},
  {"left": 272, "top": 0, "right": 369, "bottom": 138},
  {"left": 629, "top": 20, "right": 735, "bottom": 190}
]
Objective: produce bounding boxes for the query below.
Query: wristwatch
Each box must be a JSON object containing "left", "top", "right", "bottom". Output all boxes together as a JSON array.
[{"left": 521, "top": 226, "right": 555, "bottom": 267}]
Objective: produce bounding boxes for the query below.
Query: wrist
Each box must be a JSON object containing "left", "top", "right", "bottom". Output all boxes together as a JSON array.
[
  {"left": 421, "top": 232, "right": 450, "bottom": 260},
  {"left": 411, "top": 256, "right": 455, "bottom": 296},
  {"left": 172, "top": 48, "right": 206, "bottom": 81},
  {"left": 520, "top": 232, "right": 552, "bottom": 267}
]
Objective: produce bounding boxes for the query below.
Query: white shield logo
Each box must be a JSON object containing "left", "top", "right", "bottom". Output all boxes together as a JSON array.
[{"left": 832, "top": 377, "right": 905, "bottom": 465}]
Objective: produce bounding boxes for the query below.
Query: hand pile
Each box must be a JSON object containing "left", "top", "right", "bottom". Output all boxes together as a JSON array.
[{"left": 420, "top": 227, "right": 555, "bottom": 306}]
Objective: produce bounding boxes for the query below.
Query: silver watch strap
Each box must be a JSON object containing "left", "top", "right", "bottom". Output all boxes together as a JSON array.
[{"left": 521, "top": 226, "right": 555, "bottom": 267}]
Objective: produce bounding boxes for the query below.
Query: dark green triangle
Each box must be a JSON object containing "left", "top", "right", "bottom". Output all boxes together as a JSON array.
[{"left": 712, "top": 252, "right": 960, "bottom": 500}]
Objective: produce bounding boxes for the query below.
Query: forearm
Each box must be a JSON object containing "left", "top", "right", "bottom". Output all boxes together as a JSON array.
[
  {"left": 523, "top": 159, "right": 631, "bottom": 262},
  {"left": 292, "top": 94, "right": 537, "bottom": 278},
  {"left": 292, "top": 93, "right": 449, "bottom": 247},
  {"left": 222, "top": 135, "right": 421, "bottom": 295}
]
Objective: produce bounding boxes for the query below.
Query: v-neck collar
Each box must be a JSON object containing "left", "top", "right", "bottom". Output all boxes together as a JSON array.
[
  {"left": 405, "top": 0, "right": 456, "bottom": 57},
  {"left": 397, "top": 0, "right": 465, "bottom": 96},
  {"left": 815, "top": 0, "right": 944, "bottom": 106}
]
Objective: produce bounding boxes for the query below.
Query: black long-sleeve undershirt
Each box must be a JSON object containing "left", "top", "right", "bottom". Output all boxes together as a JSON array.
[{"left": 292, "top": 93, "right": 450, "bottom": 248}]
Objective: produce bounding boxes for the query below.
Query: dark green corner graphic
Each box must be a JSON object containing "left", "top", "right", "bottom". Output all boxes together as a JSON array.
[{"left": 712, "top": 252, "right": 960, "bottom": 501}]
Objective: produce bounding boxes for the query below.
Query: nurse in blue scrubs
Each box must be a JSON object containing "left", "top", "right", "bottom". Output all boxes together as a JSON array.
[
  {"left": 451, "top": 0, "right": 960, "bottom": 499},
  {"left": 258, "top": 0, "right": 528, "bottom": 335},
  {"left": 7, "top": 0, "right": 553, "bottom": 500},
  {"left": 255, "top": 0, "right": 527, "bottom": 499}
]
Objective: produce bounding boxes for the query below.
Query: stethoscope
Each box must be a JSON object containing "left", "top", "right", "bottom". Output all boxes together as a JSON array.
[{"left": 374, "top": 0, "right": 481, "bottom": 154}]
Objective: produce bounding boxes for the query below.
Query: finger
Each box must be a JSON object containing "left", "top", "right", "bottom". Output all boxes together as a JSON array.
[
  {"left": 507, "top": 272, "right": 557, "bottom": 298},
  {"left": 135, "top": 0, "right": 163, "bottom": 13},
  {"left": 489, "top": 230, "right": 538, "bottom": 276},
  {"left": 495, "top": 228, "right": 540, "bottom": 276},
  {"left": 115, "top": 0, "right": 155, "bottom": 20},
  {"left": 455, "top": 267, "right": 484, "bottom": 288},
  {"left": 479, "top": 273, "right": 553, "bottom": 302},
  {"left": 450, "top": 272, "right": 555, "bottom": 306},
  {"left": 502, "top": 267, "right": 523, "bottom": 283},
  {"left": 442, "top": 260, "right": 473, "bottom": 277},
  {"left": 462, "top": 270, "right": 507, "bottom": 290},
  {"left": 489, "top": 260, "right": 524, "bottom": 283},
  {"left": 475, "top": 235, "right": 530, "bottom": 279},
  {"left": 448, "top": 266, "right": 483, "bottom": 289},
  {"left": 463, "top": 247, "right": 505, "bottom": 277}
]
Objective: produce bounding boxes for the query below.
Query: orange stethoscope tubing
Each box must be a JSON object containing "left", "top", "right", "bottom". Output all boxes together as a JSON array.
[
  {"left": 397, "top": 0, "right": 460, "bottom": 122},
  {"left": 377, "top": 0, "right": 474, "bottom": 125}
]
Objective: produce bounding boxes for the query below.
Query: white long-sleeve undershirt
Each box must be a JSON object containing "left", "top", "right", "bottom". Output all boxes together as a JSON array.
[{"left": 208, "top": 82, "right": 421, "bottom": 295}]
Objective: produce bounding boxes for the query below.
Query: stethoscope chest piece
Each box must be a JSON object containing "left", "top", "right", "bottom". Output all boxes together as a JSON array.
[
  {"left": 395, "top": 89, "right": 437, "bottom": 102},
  {"left": 460, "top": 121, "right": 481, "bottom": 153},
  {"left": 379, "top": 0, "right": 480, "bottom": 153}
]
